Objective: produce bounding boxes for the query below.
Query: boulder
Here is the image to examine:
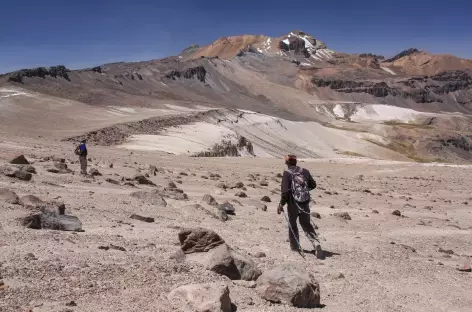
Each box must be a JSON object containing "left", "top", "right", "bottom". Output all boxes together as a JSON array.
[
  {"left": 18, "top": 165, "right": 37, "bottom": 174},
  {"left": 261, "top": 196, "right": 271, "bottom": 202},
  {"left": 130, "top": 190, "right": 167, "bottom": 206},
  {"left": 179, "top": 228, "right": 225, "bottom": 254},
  {"left": 0, "top": 165, "right": 32, "bottom": 181},
  {"left": 168, "top": 283, "right": 232, "bottom": 312},
  {"left": 0, "top": 188, "right": 19, "bottom": 204},
  {"left": 10, "top": 155, "right": 29, "bottom": 165},
  {"left": 207, "top": 244, "right": 261, "bottom": 281},
  {"left": 256, "top": 264, "right": 321, "bottom": 308},
  {"left": 22, "top": 211, "right": 83, "bottom": 231},
  {"left": 218, "top": 201, "right": 235, "bottom": 215},
  {"left": 203, "top": 194, "right": 218, "bottom": 206}
]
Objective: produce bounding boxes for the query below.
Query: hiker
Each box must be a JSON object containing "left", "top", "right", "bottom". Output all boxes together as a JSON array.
[
  {"left": 277, "top": 154, "right": 323, "bottom": 259},
  {"left": 75, "top": 139, "right": 88, "bottom": 175}
]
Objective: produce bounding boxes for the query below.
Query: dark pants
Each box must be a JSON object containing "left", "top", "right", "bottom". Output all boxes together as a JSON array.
[{"left": 287, "top": 200, "right": 318, "bottom": 250}]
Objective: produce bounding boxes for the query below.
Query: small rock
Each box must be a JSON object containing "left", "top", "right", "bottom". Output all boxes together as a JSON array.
[
  {"left": 203, "top": 194, "right": 218, "bottom": 206},
  {"left": 168, "top": 181, "right": 177, "bottom": 189},
  {"left": 89, "top": 168, "right": 102, "bottom": 176},
  {"left": 24, "top": 253, "right": 38, "bottom": 260},
  {"left": 110, "top": 244, "right": 126, "bottom": 252},
  {"left": 261, "top": 196, "right": 271, "bottom": 202},
  {"left": 256, "top": 203, "right": 267, "bottom": 211},
  {"left": 259, "top": 181, "right": 269, "bottom": 187},
  {"left": 109, "top": 163, "right": 114, "bottom": 168},
  {"left": 438, "top": 248, "right": 454, "bottom": 255},
  {"left": 218, "top": 201, "right": 235, "bottom": 215},
  {"left": 130, "top": 214, "right": 155, "bottom": 223},
  {"left": 228, "top": 182, "right": 244, "bottom": 189},
  {"left": 254, "top": 251, "right": 266, "bottom": 258},
  {"left": 330, "top": 205, "right": 335, "bottom": 209},
  {"left": 0, "top": 188, "right": 19, "bottom": 204},
  {"left": 98, "top": 246, "right": 110, "bottom": 251},
  {"left": 310, "top": 212, "right": 321, "bottom": 219},
  {"left": 216, "top": 182, "right": 227, "bottom": 189},
  {"left": 201, "top": 175, "right": 209, "bottom": 179},
  {"left": 65, "top": 301, "right": 77, "bottom": 307},
  {"left": 336, "top": 273, "right": 345, "bottom": 279},
  {"left": 457, "top": 264, "right": 471, "bottom": 272},
  {"left": 235, "top": 191, "right": 247, "bottom": 198},
  {"left": 133, "top": 174, "right": 155, "bottom": 186},
  {"left": 372, "top": 210, "right": 379, "bottom": 214},
  {"left": 106, "top": 178, "right": 120, "bottom": 185},
  {"left": 334, "top": 212, "right": 351, "bottom": 220},
  {"left": 392, "top": 210, "right": 402, "bottom": 216},
  {"left": 179, "top": 172, "right": 188, "bottom": 176}
]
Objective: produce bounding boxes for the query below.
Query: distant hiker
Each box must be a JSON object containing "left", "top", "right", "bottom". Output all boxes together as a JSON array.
[
  {"left": 277, "top": 154, "right": 323, "bottom": 259},
  {"left": 75, "top": 139, "right": 88, "bottom": 175}
]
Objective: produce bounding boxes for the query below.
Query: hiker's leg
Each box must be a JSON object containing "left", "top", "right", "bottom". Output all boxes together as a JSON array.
[
  {"left": 299, "top": 211, "right": 317, "bottom": 244},
  {"left": 287, "top": 206, "right": 300, "bottom": 250},
  {"left": 80, "top": 156, "right": 87, "bottom": 174}
]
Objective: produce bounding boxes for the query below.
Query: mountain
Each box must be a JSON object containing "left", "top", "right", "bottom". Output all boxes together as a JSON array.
[{"left": 1, "top": 30, "right": 472, "bottom": 162}]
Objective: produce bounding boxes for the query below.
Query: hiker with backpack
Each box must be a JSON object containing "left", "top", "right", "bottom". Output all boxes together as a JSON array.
[
  {"left": 277, "top": 154, "right": 323, "bottom": 259},
  {"left": 75, "top": 139, "right": 88, "bottom": 175}
]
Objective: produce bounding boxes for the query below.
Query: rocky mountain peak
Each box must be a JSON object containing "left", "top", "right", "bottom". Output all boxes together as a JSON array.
[{"left": 384, "top": 48, "right": 421, "bottom": 62}]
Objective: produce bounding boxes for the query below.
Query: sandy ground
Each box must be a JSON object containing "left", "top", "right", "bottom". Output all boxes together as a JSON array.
[{"left": 1, "top": 138, "right": 472, "bottom": 312}]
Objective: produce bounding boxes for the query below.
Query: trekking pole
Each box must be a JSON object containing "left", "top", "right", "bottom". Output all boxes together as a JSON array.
[{"left": 281, "top": 210, "right": 306, "bottom": 259}]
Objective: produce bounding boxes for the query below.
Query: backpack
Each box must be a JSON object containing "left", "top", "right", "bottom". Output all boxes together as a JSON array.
[
  {"left": 75, "top": 144, "right": 85, "bottom": 156},
  {"left": 290, "top": 167, "right": 311, "bottom": 203},
  {"left": 74, "top": 146, "right": 81, "bottom": 156}
]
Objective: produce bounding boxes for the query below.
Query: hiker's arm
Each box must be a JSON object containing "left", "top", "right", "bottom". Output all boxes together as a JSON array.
[
  {"left": 279, "top": 171, "right": 290, "bottom": 206},
  {"left": 308, "top": 171, "right": 317, "bottom": 190}
]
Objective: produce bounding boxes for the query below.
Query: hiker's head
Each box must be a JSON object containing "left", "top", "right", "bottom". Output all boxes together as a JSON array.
[
  {"left": 80, "top": 139, "right": 86, "bottom": 144},
  {"left": 285, "top": 154, "right": 297, "bottom": 166}
]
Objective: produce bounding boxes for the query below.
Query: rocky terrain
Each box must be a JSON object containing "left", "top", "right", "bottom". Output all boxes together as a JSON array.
[{"left": 1, "top": 140, "right": 472, "bottom": 312}]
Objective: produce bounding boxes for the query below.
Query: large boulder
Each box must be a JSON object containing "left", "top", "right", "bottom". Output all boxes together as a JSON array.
[
  {"left": 208, "top": 244, "right": 262, "bottom": 281},
  {"left": 0, "top": 188, "right": 19, "bottom": 204},
  {"left": 10, "top": 155, "right": 29, "bottom": 165},
  {"left": 256, "top": 265, "right": 320, "bottom": 308},
  {"left": 179, "top": 228, "right": 225, "bottom": 254},
  {"left": 167, "top": 283, "right": 232, "bottom": 312},
  {"left": 130, "top": 190, "right": 167, "bottom": 207},
  {"left": 22, "top": 210, "right": 83, "bottom": 231},
  {"left": 0, "top": 165, "right": 32, "bottom": 181}
]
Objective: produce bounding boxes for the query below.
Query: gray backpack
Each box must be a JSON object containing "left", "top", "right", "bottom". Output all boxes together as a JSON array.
[{"left": 290, "top": 167, "right": 311, "bottom": 203}]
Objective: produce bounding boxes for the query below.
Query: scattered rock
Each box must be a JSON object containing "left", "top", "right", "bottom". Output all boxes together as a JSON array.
[
  {"left": 392, "top": 210, "right": 402, "bottom": 216},
  {"left": 167, "top": 283, "right": 232, "bottom": 312},
  {"left": 24, "top": 253, "right": 37, "bottom": 260},
  {"left": 438, "top": 248, "right": 454, "bottom": 255},
  {"left": 235, "top": 191, "right": 247, "bottom": 198},
  {"left": 133, "top": 174, "right": 155, "bottom": 186},
  {"left": 261, "top": 196, "right": 271, "bottom": 202},
  {"left": 168, "top": 181, "right": 177, "bottom": 189},
  {"left": 457, "top": 264, "right": 471, "bottom": 272},
  {"left": 130, "top": 214, "right": 155, "bottom": 223},
  {"left": 19, "top": 165, "right": 37, "bottom": 174},
  {"left": 208, "top": 244, "right": 261, "bottom": 281},
  {"left": 22, "top": 211, "right": 83, "bottom": 231},
  {"left": 10, "top": 155, "right": 29, "bottom": 165},
  {"left": 130, "top": 190, "right": 167, "bottom": 207},
  {"left": 109, "top": 163, "right": 114, "bottom": 168},
  {"left": 256, "top": 203, "right": 267, "bottom": 211},
  {"left": 203, "top": 194, "right": 218, "bottom": 206},
  {"left": 247, "top": 183, "right": 257, "bottom": 188},
  {"left": 89, "top": 168, "right": 102, "bottom": 176},
  {"left": 254, "top": 251, "right": 266, "bottom": 258},
  {"left": 218, "top": 201, "right": 235, "bottom": 215},
  {"left": 232, "top": 249, "right": 262, "bottom": 281},
  {"left": 228, "top": 182, "right": 244, "bottom": 189},
  {"left": 0, "top": 188, "right": 19, "bottom": 204},
  {"left": 65, "top": 301, "right": 77, "bottom": 307},
  {"left": 106, "top": 178, "right": 120, "bottom": 185},
  {"left": 178, "top": 228, "right": 225, "bottom": 254},
  {"left": 330, "top": 205, "right": 335, "bottom": 209},
  {"left": 334, "top": 212, "right": 351, "bottom": 220},
  {"left": 110, "top": 244, "right": 126, "bottom": 252},
  {"left": 256, "top": 264, "right": 321, "bottom": 308},
  {"left": 216, "top": 182, "right": 227, "bottom": 189},
  {"left": 259, "top": 181, "right": 269, "bottom": 187},
  {"left": 372, "top": 210, "right": 379, "bottom": 214},
  {"left": 311, "top": 212, "right": 321, "bottom": 219},
  {"left": 0, "top": 165, "right": 33, "bottom": 181},
  {"left": 201, "top": 175, "right": 209, "bottom": 179}
]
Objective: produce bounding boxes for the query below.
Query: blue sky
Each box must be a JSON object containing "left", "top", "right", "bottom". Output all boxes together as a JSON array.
[{"left": 1, "top": 0, "right": 471, "bottom": 73}]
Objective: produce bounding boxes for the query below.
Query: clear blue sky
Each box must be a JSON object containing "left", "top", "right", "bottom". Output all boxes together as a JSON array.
[{"left": 1, "top": 0, "right": 471, "bottom": 73}]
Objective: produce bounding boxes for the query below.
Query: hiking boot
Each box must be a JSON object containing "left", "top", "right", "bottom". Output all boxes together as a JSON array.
[{"left": 314, "top": 244, "right": 324, "bottom": 259}]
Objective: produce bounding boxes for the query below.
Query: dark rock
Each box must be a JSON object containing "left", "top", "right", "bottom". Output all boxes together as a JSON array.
[
  {"left": 165, "top": 66, "right": 207, "bottom": 83},
  {"left": 89, "top": 168, "right": 102, "bottom": 176},
  {"left": 216, "top": 182, "right": 227, "bottom": 189},
  {"left": 19, "top": 165, "right": 37, "bottom": 174},
  {"left": 372, "top": 210, "right": 379, "bottom": 214},
  {"left": 0, "top": 188, "right": 19, "bottom": 204},
  {"left": 203, "top": 194, "right": 218, "bottom": 206},
  {"left": 235, "top": 191, "right": 247, "bottom": 198},
  {"left": 334, "top": 212, "right": 351, "bottom": 220},
  {"left": 208, "top": 244, "right": 261, "bottom": 281},
  {"left": 392, "top": 210, "right": 402, "bottom": 216},
  {"left": 0, "top": 165, "right": 32, "bottom": 181},
  {"left": 256, "top": 264, "right": 321, "bottom": 308},
  {"left": 218, "top": 201, "right": 235, "bottom": 215},
  {"left": 311, "top": 212, "right": 321, "bottom": 219},
  {"left": 438, "top": 248, "right": 454, "bottom": 255},
  {"left": 106, "top": 178, "right": 120, "bottom": 185},
  {"left": 254, "top": 251, "right": 266, "bottom": 258},
  {"left": 457, "top": 264, "right": 471, "bottom": 272},
  {"left": 110, "top": 244, "right": 126, "bottom": 252},
  {"left": 65, "top": 301, "right": 77, "bottom": 307},
  {"left": 10, "top": 155, "right": 29, "bottom": 165},
  {"left": 130, "top": 214, "right": 155, "bottom": 223},
  {"left": 167, "top": 283, "right": 232, "bottom": 312},
  {"left": 167, "top": 181, "right": 177, "bottom": 189},
  {"left": 179, "top": 228, "right": 225, "bottom": 254},
  {"left": 229, "top": 182, "right": 244, "bottom": 189},
  {"left": 22, "top": 211, "right": 83, "bottom": 231},
  {"left": 259, "top": 181, "right": 269, "bottom": 187},
  {"left": 133, "top": 174, "right": 155, "bottom": 186},
  {"left": 261, "top": 196, "right": 271, "bottom": 202}
]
